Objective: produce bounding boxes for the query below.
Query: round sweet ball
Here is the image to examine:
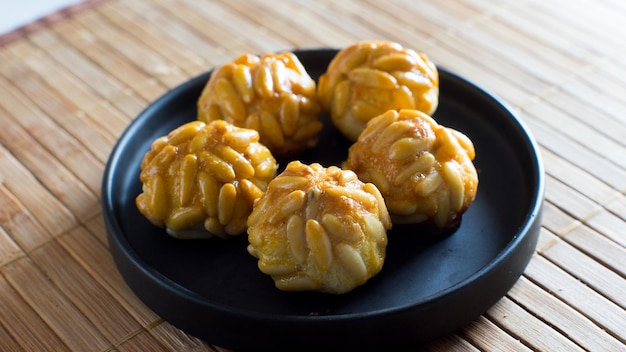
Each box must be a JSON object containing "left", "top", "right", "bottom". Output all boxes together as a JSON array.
[
  {"left": 136, "top": 120, "right": 278, "bottom": 239},
  {"left": 343, "top": 109, "right": 478, "bottom": 231},
  {"left": 197, "top": 52, "right": 323, "bottom": 159},
  {"left": 318, "top": 40, "right": 439, "bottom": 141},
  {"left": 247, "top": 161, "right": 392, "bottom": 294}
]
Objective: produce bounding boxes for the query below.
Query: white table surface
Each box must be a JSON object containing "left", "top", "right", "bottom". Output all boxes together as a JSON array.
[{"left": 0, "top": 0, "right": 82, "bottom": 36}]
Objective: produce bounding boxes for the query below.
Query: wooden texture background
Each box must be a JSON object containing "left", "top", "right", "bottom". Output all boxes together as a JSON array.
[{"left": 0, "top": 0, "right": 625, "bottom": 350}]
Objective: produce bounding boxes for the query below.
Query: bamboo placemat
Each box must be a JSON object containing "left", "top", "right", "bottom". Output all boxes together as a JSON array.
[{"left": 1, "top": 0, "right": 625, "bottom": 350}]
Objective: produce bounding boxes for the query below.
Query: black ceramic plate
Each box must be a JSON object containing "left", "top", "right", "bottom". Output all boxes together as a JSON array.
[{"left": 102, "top": 49, "right": 544, "bottom": 350}]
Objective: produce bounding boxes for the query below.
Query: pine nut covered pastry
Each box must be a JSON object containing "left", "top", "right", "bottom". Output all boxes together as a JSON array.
[
  {"left": 343, "top": 109, "right": 478, "bottom": 231},
  {"left": 318, "top": 40, "right": 439, "bottom": 141},
  {"left": 136, "top": 120, "right": 278, "bottom": 239},
  {"left": 247, "top": 161, "right": 391, "bottom": 294},
  {"left": 197, "top": 52, "right": 323, "bottom": 159}
]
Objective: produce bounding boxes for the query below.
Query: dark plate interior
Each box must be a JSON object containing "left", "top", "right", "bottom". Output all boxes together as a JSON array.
[{"left": 102, "top": 49, "right": 544, "bottom": 350}]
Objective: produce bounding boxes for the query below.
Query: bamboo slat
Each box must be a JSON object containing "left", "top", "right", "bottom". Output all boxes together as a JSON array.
[
  {"left": 461, "top": 316, "right": 532, "bottom": 351},
  {"left": 0, "top": 185, "right": 55, "bottom": 252},
  {"left": 148, "top": 322, "right": 215, "bottom": 352},
  {"left": 0, "top": 115, "right": 98, "bottom": 219},
  {"left": 586, "top": 208, "right": 626, "bottom": 248},
  {"left": 58, "top": 226, "right": 161, "bottom": 326},
  {"left": 427, "top": 36, "right": 544, "bottom": 108},
  {"left": 79, "top": 99, "right": 134, "bottom": 140},
  {"left": 539, "top": 229, "right": 626, "bottom": 310},
  {"left": 525, "top": 102, "right": 626, "bottom": 168},
  {"left": 485, "top": 296, "right": 585, "bottom": 352},
  {"left": 116, "top": 329, "right": 169, "bottom": 352},
  {"left": 508, "top": 276, "right": 625, "bottom": 351},
  {"left": 606, "top": 195, "right": 626, "bottom": 218},
  {"left": 83, "top": 215, "right": 111, "bottom": 248},
  {"left": 0, "top": 226, "right": 22, "bottom": 268},
  {"left": 420, "top": 333, "right": 480, "bottom": 352},
  {"left": 0, "top": 0, "right": 625, "bottom": 350},
  {"left": 30, "top": 240, "right": 141, "bottom": 344},
  {"left": 3, "top": 67, "right": 118, "bottom": 165},
  {"left": 51, "top": 17, "right": 169, "bottom": 101},
  {"left": 540, "top": 147, "right": 618, "bottom": 206},
  {"left": 544, "top": 175, "right": 603, "bottom": 221},
  {"left": 0, "top": 275, "right": 70, "bottom": 351},
  {"left": 525, "top": 254, "right": 626, "bottom": 343},
  {"left": 1, "top": 257, "right": 110, "bottom": 351},
  {"left": 0, "top": 79, "right": 104, "bottom": 194},
  {"left": 0, "top": 149, "right": 76, "bottom": 241},
  {"left": 118, "top": 0, "right": 237, "bottom": 68},
  {"left": 95, "top": 2, "right": 208, "bottom": 77},
  {"left": 168, "top": 0, "right": 294, "bottom": 52},
  {"left": 525, "top": 115, "right": 626, "bottom": 190},
  {"left": 70, "top": 11, "right": 187, "bottom": 90},
  {"left": 0, "top": 324, "right": 24, "bottom": 352},
  {"left": 564, "top": 225, "right": 626, "bottom": 277}
]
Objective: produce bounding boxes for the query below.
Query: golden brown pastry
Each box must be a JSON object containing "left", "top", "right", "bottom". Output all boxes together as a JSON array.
[
  {"left": 197, "top": 52, "right": 323, "bottom": 159},
  {"left": 247, "top": 161, "right": 391, "bottom": 294},
  {"left": 136, "top": 120, "right": 278, "bottom": 239},
  {"left": 318, "top": 40, "right": 439, "bottom": 141},
  {"left": 343, "top": 109, "right": 478, "bottom": 230}
]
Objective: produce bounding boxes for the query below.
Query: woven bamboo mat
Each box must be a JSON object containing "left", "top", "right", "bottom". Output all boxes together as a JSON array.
[{"left": 0, "top": 0, "right": 625, "bottom": 350}]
